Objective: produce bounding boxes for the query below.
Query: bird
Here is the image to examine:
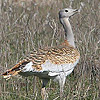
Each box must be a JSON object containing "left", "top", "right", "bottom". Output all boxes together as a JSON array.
[{"left": 2, "top": 8, "right": 80, "bottom": 100}]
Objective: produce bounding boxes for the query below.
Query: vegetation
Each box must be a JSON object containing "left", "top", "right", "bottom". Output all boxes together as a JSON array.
[{"left": 0, "top": 0, "right": 100, "bottom": 100}]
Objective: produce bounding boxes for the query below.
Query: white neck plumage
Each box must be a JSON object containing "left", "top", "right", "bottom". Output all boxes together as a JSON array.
[{"left": 60, "top": 17, "right": 75, "bottom": 48}]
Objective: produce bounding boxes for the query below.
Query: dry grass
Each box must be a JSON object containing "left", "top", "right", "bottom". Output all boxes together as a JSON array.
[{"left": 0, "top": 0, "right": 100, "bottom": 100}]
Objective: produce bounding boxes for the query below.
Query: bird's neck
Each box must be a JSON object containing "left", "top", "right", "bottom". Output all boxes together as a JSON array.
[{"left": 60, "top": 18, "right": 75, "bottom": 48}]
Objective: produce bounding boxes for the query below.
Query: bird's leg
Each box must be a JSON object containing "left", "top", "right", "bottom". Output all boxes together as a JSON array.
[
  {"left": 59, "top": 73, "right": 66, "bottom": 99},
  {"left": 41, "top": 79, "right": 49, "bottom": 100},
  {"left": 33, "top": 76, "right": 37, "bottom": 95},
  {"left": 41, "top": 87, "right": 47, "bottom": 100},
  {"left": 60, "top": 84, "right": 64, "bottom": 98}
]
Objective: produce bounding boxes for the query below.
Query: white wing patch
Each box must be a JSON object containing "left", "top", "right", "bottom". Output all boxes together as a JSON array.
[
  {"left": 41, "top": 59, "right": 79, "bottom": 73},
  {"left": 21, "top": 59, "right": 79, "bottom": 78},
  {"left": 22, "top": 62, "right": 33, "bottom": 72}
]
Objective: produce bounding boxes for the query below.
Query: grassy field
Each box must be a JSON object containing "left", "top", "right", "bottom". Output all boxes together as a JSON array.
[{"left": 0, "top": 0, "right": 100, "bottom": 100}]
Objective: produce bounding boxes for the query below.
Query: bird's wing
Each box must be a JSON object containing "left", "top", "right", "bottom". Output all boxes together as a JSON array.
[{"left": 2, "top": 46, "right": 80, "bottom": 79}]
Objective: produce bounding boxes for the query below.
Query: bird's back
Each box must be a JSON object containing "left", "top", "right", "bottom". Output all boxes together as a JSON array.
[{"left": 2, "top": 40, "right": 80, "bottom": 79}]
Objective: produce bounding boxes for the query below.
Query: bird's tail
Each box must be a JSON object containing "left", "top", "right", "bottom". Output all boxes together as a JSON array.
[{"left": 2, "top": 60, "right": 29, "bottom": 80}]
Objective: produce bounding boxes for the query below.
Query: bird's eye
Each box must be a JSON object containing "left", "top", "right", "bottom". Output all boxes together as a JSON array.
[{"left": 65, "top": 10, "right": 68, "bottom": 12}]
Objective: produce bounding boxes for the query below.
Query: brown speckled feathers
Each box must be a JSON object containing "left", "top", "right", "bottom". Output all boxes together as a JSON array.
[{"left": 2, "top": 40, "right": 80, "bottom": 79}]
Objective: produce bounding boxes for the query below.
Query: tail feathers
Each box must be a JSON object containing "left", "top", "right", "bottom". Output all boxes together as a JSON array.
[{"left": 2, "top": 60, "right": 29, "bottom": 80}]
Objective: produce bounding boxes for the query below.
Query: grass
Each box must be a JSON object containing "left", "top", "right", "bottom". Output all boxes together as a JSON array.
[{"left": 0, "top": 0, "right": 100, "bottom": 100}]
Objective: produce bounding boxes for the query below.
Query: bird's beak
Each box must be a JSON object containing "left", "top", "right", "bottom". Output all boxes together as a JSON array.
[
  {"left": 71, "top": 9, "right": 79, "bottom": 17},
  {"left": 73, "top": 9, "right": 79, "bottom": 14}
]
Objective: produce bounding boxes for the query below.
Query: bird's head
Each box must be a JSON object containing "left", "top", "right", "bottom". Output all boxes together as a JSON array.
[{"left": 59, "top": 8, "right": 78, "bottom": 19}]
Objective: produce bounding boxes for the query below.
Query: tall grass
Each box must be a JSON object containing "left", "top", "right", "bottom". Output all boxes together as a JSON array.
[{"left": 0, "top": 0, "right": 100, "bottom": 100}]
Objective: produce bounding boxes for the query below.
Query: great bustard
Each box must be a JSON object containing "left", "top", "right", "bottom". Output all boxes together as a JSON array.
[{"left": 2, "top": 8, "right": 80, "bottom": 99}]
